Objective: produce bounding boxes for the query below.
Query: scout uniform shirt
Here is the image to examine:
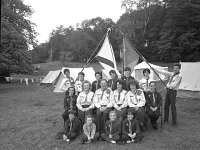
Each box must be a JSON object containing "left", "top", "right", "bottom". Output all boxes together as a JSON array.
[
  {"left": 76, "top": 91, "right": 94, "bottom": 109},
  {"left": 108, "top": 79, "right": 117, "bottom": 91},
  {"left": 104, "top": 119, "right": 121, "bottom": 136},
  {"left": 139, "top": 77, "right": 153, "bottom": 92},
  {"left": 154, "top": 68, "right": 182, "bottom": 90},
  {"left": 75, "top": 80, "right": 83, "bottom": 93},
  {"left": 112, "top": 89, "right": 127, "bottom": 108},
  {"left": 146, "top": 91, "right": 162, "bottom": 108},
  {"left": 64, "top": 94, "right": 78, "bottom": 111},
  {"left": 83, "top": 123, "right": 96, "bottom": 138},
  {"left": 126, "top": 89, "right": 146, "bottom": 108},
  {"left": 60, "top": 76, "right": 74, "bottom": 91},
  {"left": 122, "top": 118, "right": 140, "bottom": 135},
  {"left": 91, "top": 80, "right": 101, "bottom": 93},
  {"left": 94, "top": 88, "right": 113, "bottom": 108},
  {"left": 121, "top": 76, "right": 135, "bottom": 90},
  {"left": 64, "top": 117, "right": 81, "bottom": 134}
]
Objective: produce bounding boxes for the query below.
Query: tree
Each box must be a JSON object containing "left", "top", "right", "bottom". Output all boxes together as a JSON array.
[{"left": 1, "top": 0, "right": 37, "bottom": 75}]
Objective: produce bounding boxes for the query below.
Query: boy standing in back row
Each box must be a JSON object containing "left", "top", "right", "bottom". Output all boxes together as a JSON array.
[{"left": 152, "top": 63, "right": 182, "bottom": 127}]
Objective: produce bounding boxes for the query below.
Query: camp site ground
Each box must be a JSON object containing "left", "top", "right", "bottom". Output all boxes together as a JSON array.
[{"left": 0, "top": 62, "right": 200, "bottom": 150}]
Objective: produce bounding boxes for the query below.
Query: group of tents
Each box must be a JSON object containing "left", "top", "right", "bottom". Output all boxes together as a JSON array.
[{"left": 41, "top": 61, "right": 200, "bottom": 99}]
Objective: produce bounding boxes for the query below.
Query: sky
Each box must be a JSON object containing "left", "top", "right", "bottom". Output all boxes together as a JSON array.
[{"left": 23, "top": 0, "right": 123, "bottom": 44}]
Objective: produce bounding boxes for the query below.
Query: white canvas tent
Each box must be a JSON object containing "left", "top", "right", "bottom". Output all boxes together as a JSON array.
[
  {"left": 53, "top": 67, "right": 96, "bottom": 93},
  {"left": 177, "top": 62, "right": 200, "bottom": 99},
  {"left": 41, "top": 70, "right": 60, "bottom": 84},
  {"left": 131, "top": 61, "right": 168, "bottom": 81}
]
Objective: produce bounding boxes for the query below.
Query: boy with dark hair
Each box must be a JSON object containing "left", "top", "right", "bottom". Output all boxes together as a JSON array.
[
  {"left": 146, "top": 81, "right": 162, "bottom": 130},
  {"left": 139, "top": 68, "right": 153, "bottom": 92},
  {"left": 122, "top": 111, "right": 144, "bottom": 144},
  {"left": 91, "top": 71, "right": 102, "bottom": 93},
  {"left": 60, "top": 68, "right": 75, "bottom": 91},
  {"left": 152, "top": 63, "right": 182, "bottom": 127},
  {"left": 108, "top": 70, "right": 118, "bottom": 91},
  {"left": 121, "top": 67, "right": 135, "bottom": 90},
  {"left": 101, "top": 110, "right": 121, "bottom": 144},
  {"left": 63, "top": 110, "right": 81, "bottom": 142}
]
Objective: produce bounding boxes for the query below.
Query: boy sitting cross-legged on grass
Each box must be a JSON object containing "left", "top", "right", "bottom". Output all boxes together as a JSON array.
[
  {"left": 80, "top": 114, "right": 100, "bottom": 144},
  {"left": 63, "top": 110, "right": 81, "bottom": 143},
  {"left": 122, "top": 110, "right": 144, "bottom": 144},
  {"left": 101, "top": 110, "right": 121, "bottom": 144}
]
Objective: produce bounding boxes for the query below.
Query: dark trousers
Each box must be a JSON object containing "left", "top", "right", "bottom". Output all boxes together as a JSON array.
[
  {"left": 122, "top": 133, "right": 144, "bottom": 142},
  {"left": 147, "top": 108, "right": 160, "bottom": 125},
  {"left": 62, "top": 110, "right": 69, "bottom": 122},
  {"left": 164, "top": 89, "right": 177, "bottom": 124},
  {"left": 101, "top": 133, "right": 120, "bottom": 142},
  {"left": 78, "top": 109, "right": 93, "bottom": 125},
  {"left": 81, "top": 132, "right": 100, "bottom": 143},
  {"left": 95, "top": 107, "right": 112, "bottom": 132},
  {"left": 66, "top": 132, "right": 79, "bottom": 140},
  {"left": 114, "top": 107, "right": 127, "bottom": 120},
  {"left": 128, "top": 107, "right": 145, "bottom": 124}
]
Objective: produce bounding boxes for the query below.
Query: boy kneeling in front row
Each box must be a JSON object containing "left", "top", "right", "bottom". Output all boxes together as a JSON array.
[
  {"left": 63, "top": 110, "right": 81, "bottom": 142},
  {"left": 122, "top": 110, "right": 144, "bottom": 144},
  {"left": 101, "top": 110, "right": 121, "bottom": 144},
  {"left": 80, "top": 114, "right": 100, "bottom": 144}
]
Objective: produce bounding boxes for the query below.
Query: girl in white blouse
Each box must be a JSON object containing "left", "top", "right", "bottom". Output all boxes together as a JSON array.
[{"left": 126, "top": 80, "right": 146, "bottom": 131}]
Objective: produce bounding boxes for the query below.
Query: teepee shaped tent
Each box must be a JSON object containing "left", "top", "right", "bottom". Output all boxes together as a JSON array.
[{"left": 96, "top": 33, "right": 117, "bottom": 72}]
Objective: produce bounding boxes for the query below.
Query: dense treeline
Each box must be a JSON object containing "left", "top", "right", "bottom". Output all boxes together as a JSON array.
[
  {"left": 1, "top": 0, "right": 37, "bottom": 75},
  {"left": 31, "top": 0, "right": 200, "bottom": 64}
]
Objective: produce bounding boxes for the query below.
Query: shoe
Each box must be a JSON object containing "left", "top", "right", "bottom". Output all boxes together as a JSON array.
[
  {"left": 126, "top": 140, "right": 131, "bottom": 144},
  {"left": 117, "top": 141, "right": 123, "bottom": 145},
  {"left": 111, "top": 140, "right": 116, "bottom": 144},
  {"left": 98, "top": 137, "right": 103, "bottom": 141},
  {"left": 122, "top": 141, "right": 126, "bottom": 145}
]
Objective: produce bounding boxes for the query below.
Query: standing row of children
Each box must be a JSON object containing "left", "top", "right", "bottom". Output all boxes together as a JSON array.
[{"left": 59, "top": 63, "right": 182, "bottom": 145}]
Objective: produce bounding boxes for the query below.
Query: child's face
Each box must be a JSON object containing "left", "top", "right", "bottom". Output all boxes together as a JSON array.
[
  {"left": 65, "top": 71, "right": 70, "bottom": 77},
  {"left": 86, "top": 118, "right": 93, "bottom": 125},
  {"left": 130, "top": 84, "right": 136, "bottom": 91},
  {"left": 83, "top": 83, "right": 90, "bottom": 92},
  {"left": 110, "top": 73, "right": 116, "bottom": 79},
  {"left": 144, "top": 72, "right": 150, "bottom": 78},
  {"left": 117, "top": 83, "right": 122, "bottom": 91},
  {"left": 69, "top": 88, "right": 74, "bottom": 96},
  {"left": 127, "top": 114, "right": 134, "bottom": 120},
  {"left": 150, "top": 83, "right": 156, "bottom": 92},
  {"left": 109, "top": 113, "right": 116, "bottom": 122},
  {"left": 125, "top": 71, "right": 131, "bottom": 77},
  {"left": 79, "top": 74, "right": 84, "bottom": 81},
  {"left": 69, "top": 114, "right": 75, "bottom": 121},
  {"left": 95, "top": 74, "right": 101, "bottom": 81}
]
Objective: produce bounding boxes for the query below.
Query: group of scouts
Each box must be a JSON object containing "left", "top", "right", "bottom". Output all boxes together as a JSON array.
[{"left": 59, "top": 63, "right": 182, "bottom": 145}]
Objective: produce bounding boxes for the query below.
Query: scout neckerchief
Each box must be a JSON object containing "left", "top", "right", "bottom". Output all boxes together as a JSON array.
[
  {"left": 146, "top": 77, "right": 149, "bottom": 90},
  {"left": 100, "top": 88, "right": 107, "bottom": 100},
  {"left": 126, "top": 77, "right": 130, "bottom": 89},
  {"left": 169, "top": 72, "right": 180, "bottom": 84},
  {"left": 96, "top": 80, "right": 99, "bottom": 91},
  {"left": 152, "top": 92, "right": 156, "bottom": 106},
  {"left": 111, "top": 79, "right": 114, "bottom": 90},
  {"left": 69, "top": 94, "right": 73, "bottom": 110},
  {"left": 131, "top": 90, "right": 138, "bottom": 104},
  {"left": 87, "top": 124, "right": 92, "bottom": 137},
  {"left": 128, "top": 120, "right": 132, "bottom": 134},
  {"left": 110, "top": 121, "right": 113, "bottom": 134},
  {"left": 84, "top": 91, "right": 89, "bottom": 103},
  {"left": 116, "top": 89, "right": 122, "bottom": 104},
  {"left": 70, "top": 119, "right": 73, "bottom": 131}
]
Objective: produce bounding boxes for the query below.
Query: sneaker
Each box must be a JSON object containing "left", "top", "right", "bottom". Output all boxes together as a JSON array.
[
  {"left": 126, "top": 140, "right": 131, "bottom": 144},
  {"left": 86, "top": 140, "right": 91, "bottom": 144},
  {"left": 111, "top": 140, "right": 116, "bottom": 144}
]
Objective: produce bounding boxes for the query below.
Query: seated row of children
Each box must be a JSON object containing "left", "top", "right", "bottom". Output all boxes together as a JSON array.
[
  {"left": 63, "top": 109, "right": 143, "bottom": 144},
  {"left": 59, "top": 67, "right": 162, "bottom": 144}
]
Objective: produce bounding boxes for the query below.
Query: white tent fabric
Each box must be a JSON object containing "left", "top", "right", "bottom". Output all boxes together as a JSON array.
[
  {"left": 177, "top": 62, "right": 200, "bottom": 99},
  {"left": 132, "top": 61, "right": 168, "bottom": 81},
  {"left": 41, "top": 70, "right": 60, "bottom": 84},
  {"left": 53, "top": 67, "right": 96, "bottom": 93}
]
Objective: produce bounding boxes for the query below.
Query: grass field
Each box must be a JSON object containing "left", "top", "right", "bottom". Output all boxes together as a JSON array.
[{"left": 1, "top": 62, "right": 200, "bottom": 150}]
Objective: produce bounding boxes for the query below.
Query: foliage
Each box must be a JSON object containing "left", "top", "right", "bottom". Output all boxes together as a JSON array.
[
  {"left": 1, "top": 0, "right": 37, "bottom": 75},
  {"left": 32, "top": 0, "right": 200, "bottom": 64}
]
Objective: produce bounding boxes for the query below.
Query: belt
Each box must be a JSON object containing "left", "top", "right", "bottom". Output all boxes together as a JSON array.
[{"left": 82, "top": 105, "right": 90, "bottom": 108}]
